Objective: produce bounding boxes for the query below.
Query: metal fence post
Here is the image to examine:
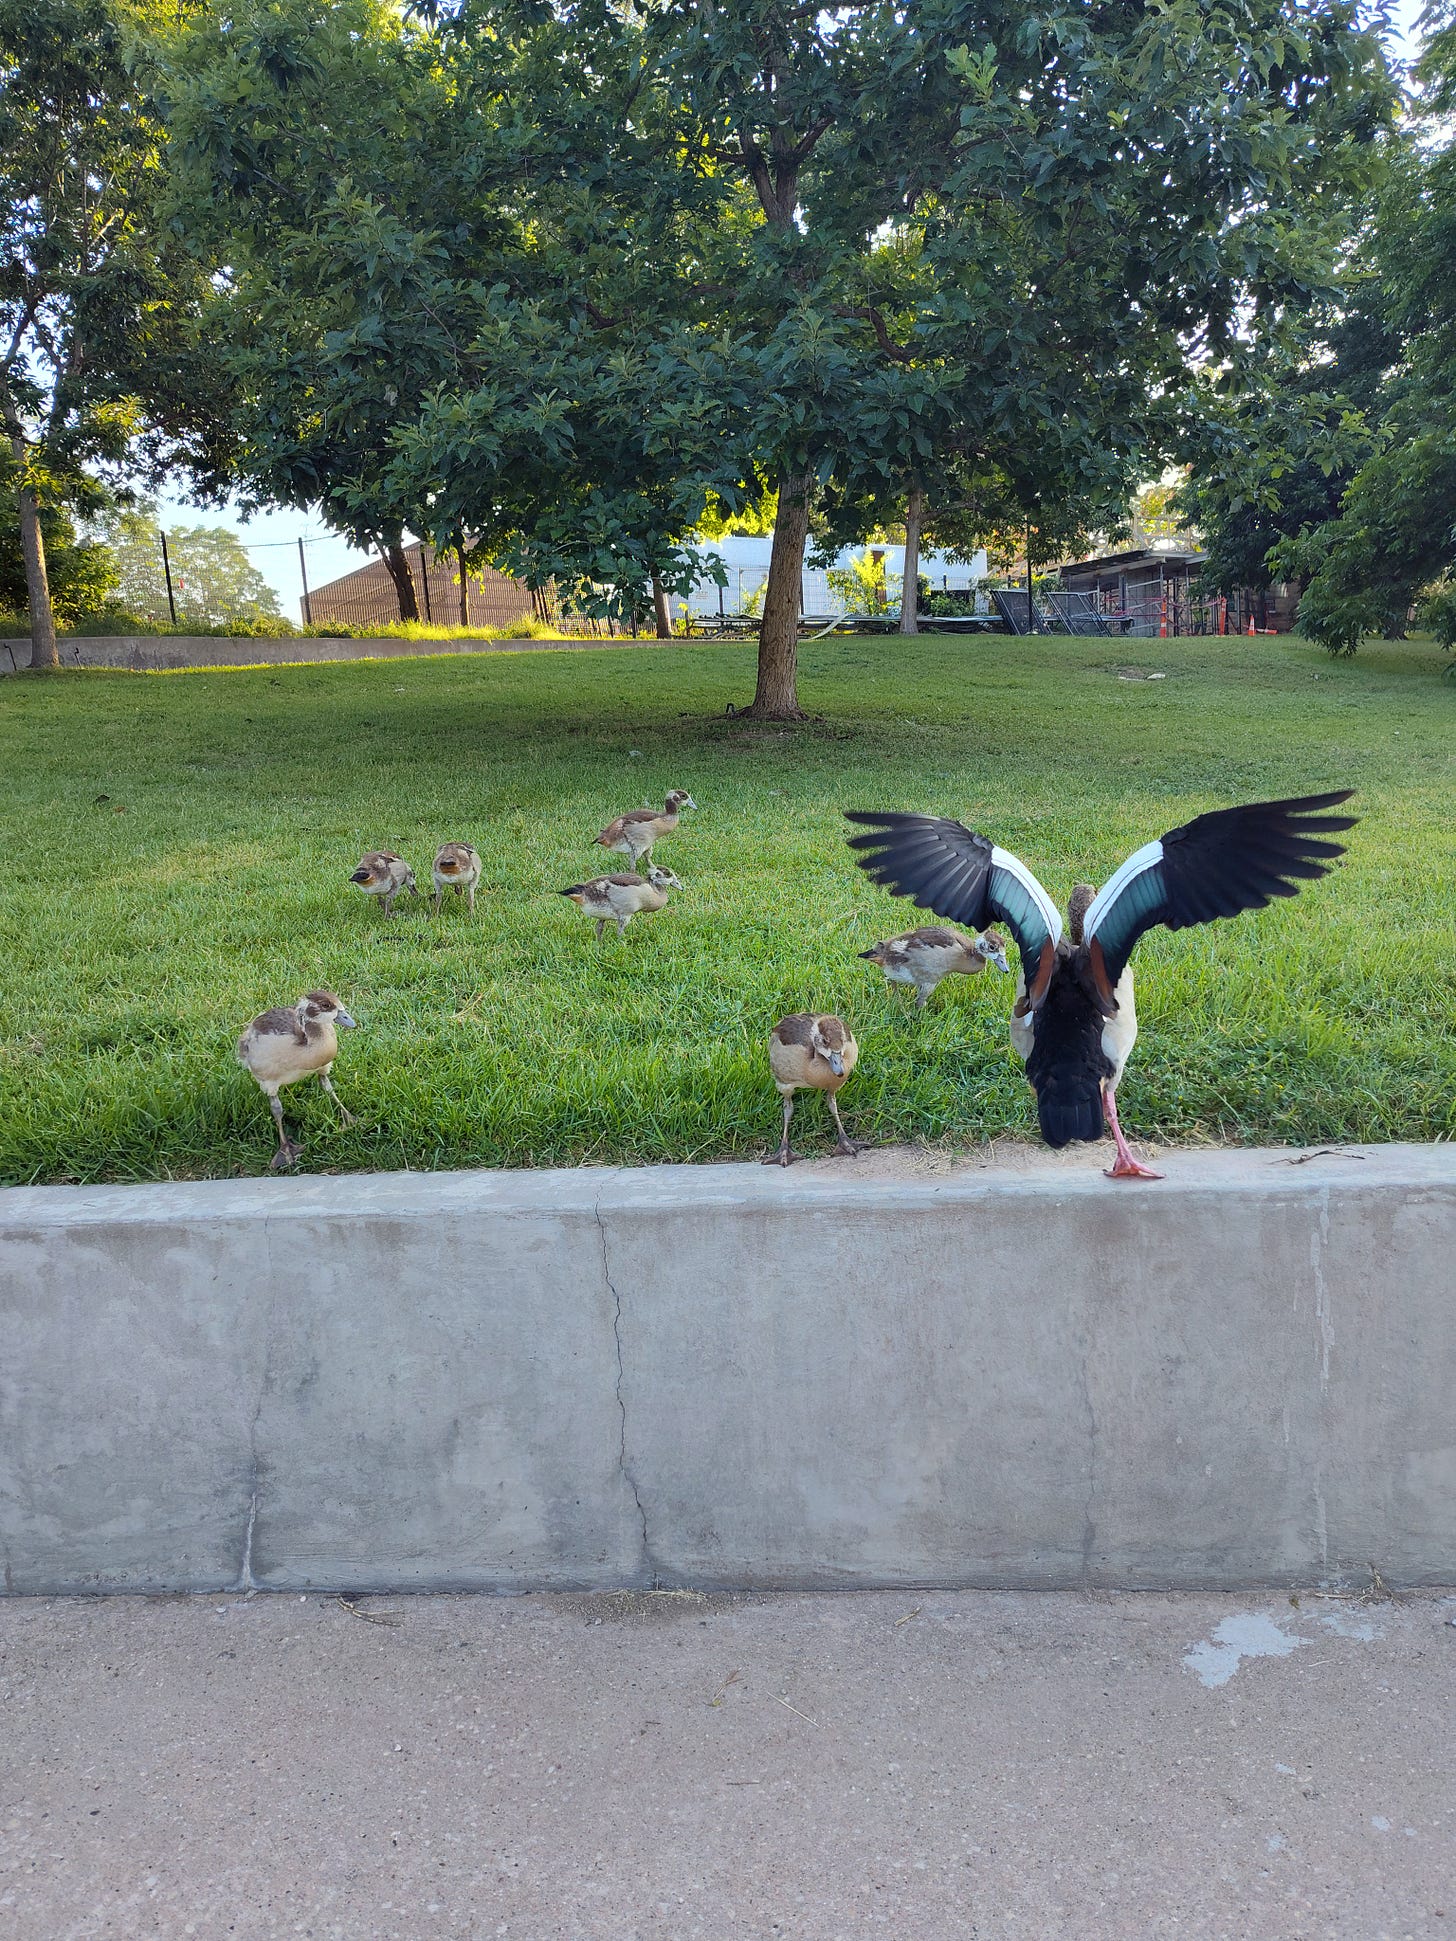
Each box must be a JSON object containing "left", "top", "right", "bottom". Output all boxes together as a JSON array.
[
  {"left": 160, "top": 531, "right": 178, "bottom": 626},
  {"left": 297, "top": 537, "right": 313, "bottom": 627}
]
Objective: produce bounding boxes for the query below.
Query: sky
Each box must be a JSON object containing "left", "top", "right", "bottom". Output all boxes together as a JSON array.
[{"left": 157, "top": 0, "right": 1435, "bottom": 623}]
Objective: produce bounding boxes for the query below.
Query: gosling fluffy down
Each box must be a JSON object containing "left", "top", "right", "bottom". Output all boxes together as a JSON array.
[
  {"left": 593, "top": 791, "right": 696, "bottom": 869},
  {"left": 559, "top": 866, "right": 682, "bottom": 941},
  {"left": 237, "top": 989, "right": 357, "bottom": 1170},
  {"left": 432, "top": 842, "right": 481, "bottom": 915},
  {"left": 859, "top": 924, "right": 1009, "bottom": 1008},
  {"left": 765, "top": 1012, "right": 860, "bottom": 1166},
  {"left": 348, "top": 850, "right": 419, "bottom": 917}
]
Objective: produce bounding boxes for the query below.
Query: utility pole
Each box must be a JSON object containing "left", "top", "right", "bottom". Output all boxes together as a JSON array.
[
  {"left": 297, "top": 537, "right": 312, "bottom": 627},
  {"left": 160, "top": 530, "right": 178, "bottom": 626}
]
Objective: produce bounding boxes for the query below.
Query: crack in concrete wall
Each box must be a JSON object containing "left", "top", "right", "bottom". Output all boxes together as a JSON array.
[{"left": 594, "top": 1198, "right": 655, "bottom": 1588}]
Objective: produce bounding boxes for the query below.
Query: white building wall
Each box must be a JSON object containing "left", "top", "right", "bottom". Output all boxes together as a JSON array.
[{"left": 683, "top": 538, "right": 988, "bottom": 618}]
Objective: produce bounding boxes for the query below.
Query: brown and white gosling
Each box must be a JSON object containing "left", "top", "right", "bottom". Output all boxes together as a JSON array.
[
  {"left": 236, "top": 990, "right": 358, "bottom": 1171},
  {"left": 859, "top": 924, "right": 1010, "bottom": 1009},
  {"left": 432, "top": 842, "right": 481, "bottom": 916},
  {"left": 559, "top": 865, "right": 682, "bottom": 941},
  {"left": 349, "top": 850, "right": 418, "bottom": 917},
  {"left": 766, "top": 1013, "right": 860, "bottom": 1167},
  {"left": 594, "top": 791, "right": 697, "bottom": 869}
]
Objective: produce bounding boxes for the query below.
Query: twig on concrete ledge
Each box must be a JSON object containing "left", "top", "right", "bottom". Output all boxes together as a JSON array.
[
  {"left": 1273, "top": 1149, "right": 1368, "bottom": 1165},
  {"left": 336, "top": 1595, "right": 403, "bottom": 1627}
]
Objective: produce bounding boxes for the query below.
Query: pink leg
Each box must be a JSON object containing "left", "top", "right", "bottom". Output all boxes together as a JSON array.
[{"left": 1102, "top": 1085, "right": 1163, "bottom": 1181}]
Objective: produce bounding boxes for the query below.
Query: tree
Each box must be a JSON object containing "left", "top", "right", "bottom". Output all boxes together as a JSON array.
[
  {"left": 0, "top": 494, "right": 116, "bottom": 624},
  {"left": 98, "top": 507, "right": 282, "bottom": 629},
  {"left": 1252, "top": 11, "right": 1456, "bottom": 655},
  {"left": 165, "top": 0, "right": 1394, "bottom": 704},
  {"left": 0, "top": 0, "right": 232, "bottom": 669}
]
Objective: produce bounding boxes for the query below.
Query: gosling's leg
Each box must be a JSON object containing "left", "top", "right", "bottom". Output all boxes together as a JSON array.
[
  {"left": 615, "top": 915, "right": 629, "bottom": 937},
  {"left": 318, "top": 1067, "right": 355, "bottom": 1127},
  {"left": 432, "top": 887, "right": 444, "bottom": 917},
  {"left": 763, "top": 1091, "right": 797, "bottom": 1167},
  {"left": 595, "top": 917, "right": 607, "bottom": 943},
  {"left": 1103, "top": 1083, "right": 1163, "bottom": 1181},
  {"left": 915, "top": 984, "right": 932, "bottom": 1010},
  {"left": 827, "top": 1091, "right": 860, "bottom": 1158},
  {"left": 266, "top": 1091, "right": 301, "bottom": 1170},
  {"left": 466, "top": 884, "right": 476, "bottom": 915},
  {"left": 381, "top": 891, "right": 396, "bottom": 919}
]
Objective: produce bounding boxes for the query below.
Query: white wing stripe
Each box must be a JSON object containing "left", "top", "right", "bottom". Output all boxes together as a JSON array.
[
  {"left": 1084, "top": 838, "right": 1164, "bottom": 939},
  {"left": 990, "top": 846, "right": 1063, "bottom": 948}
]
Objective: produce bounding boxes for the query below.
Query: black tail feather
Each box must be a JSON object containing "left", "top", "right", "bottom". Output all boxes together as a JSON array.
[{"left": 1036, "top": 1084, "right": 1106, "bottom": 1149}]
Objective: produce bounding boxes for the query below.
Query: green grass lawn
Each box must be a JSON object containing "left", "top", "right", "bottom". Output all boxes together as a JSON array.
[{"left": 0, "top": 630, "right": 1450, "bottom": 1184}]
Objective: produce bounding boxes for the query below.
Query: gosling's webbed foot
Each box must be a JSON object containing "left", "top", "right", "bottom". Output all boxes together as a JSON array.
[
  {"left": 763, "top": 1147, "right": 799, "bottom": 1167},
  {"left": 270, "top": 1138, "right": 302, "bottom": 1171},
  {"left": 831, "top": 1138, "right": 862, "bottom": 1159},
  {"left": 336, "top": 1105, "right": 356, "bottom": 1128}
]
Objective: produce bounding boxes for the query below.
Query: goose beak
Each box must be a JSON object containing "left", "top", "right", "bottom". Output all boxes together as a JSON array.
[
  {"left": 826, "top": 1051, "right": 845, "bottom": 1077},
  {"left": 349, "top": 869, "right": 371, "bottom": 885},
  {"left": 988, "top": 946, "right": 1010, "bottom": 975},
  {"left": 335, "top": 1009, "right": 358, "bottom": 1029}
]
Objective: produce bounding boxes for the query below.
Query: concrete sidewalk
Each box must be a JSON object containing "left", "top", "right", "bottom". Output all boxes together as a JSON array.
[{"left": 1, "top": 1591, "right": 1451, "bottom": 1940}]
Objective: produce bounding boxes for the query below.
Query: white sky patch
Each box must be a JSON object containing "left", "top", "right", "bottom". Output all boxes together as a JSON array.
[{"left": 1182, "top": 1613, "right": 1309, "bottom": 1688}]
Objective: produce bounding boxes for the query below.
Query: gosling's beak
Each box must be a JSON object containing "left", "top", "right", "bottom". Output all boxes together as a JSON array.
[
  {"left": 826, "top": 1051, "right": 845, "bottom": 1077},
  {"left": 857, "top": 948, "right": 878, "bottom": 961},
  {"left": 335, "top": 1009, "right": 358, "bottom": 1029},
  {"left": 686, "top": 796, "right": 698, "bottom": 809},
  {"left": 988, "top": 947, "right": 1010, "bottom": 975},
  {"left": 349, "top": 869, "right": 371, "bottom": 885}
]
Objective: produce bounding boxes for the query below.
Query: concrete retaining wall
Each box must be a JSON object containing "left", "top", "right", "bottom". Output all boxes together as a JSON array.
[
  {"left": 2, "top": 1145, "right": 1453, "bottom": 1595},
  {"left": 0, "top": 632, "right": 654, "bottom": 675}
]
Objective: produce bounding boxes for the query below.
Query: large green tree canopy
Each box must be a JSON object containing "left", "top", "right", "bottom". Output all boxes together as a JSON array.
[
  {"left": 1263, "top": 4, "right": 1456, "bottom": 655},
  {"left": 166, "top": 0, "right": 1396, "bottom": 708},
  {"left": 0, "top": 0, "right": 232, "bottom": 666}
]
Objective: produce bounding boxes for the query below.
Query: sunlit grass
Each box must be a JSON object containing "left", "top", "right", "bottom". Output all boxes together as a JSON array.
[{"left": 0, "top": 629, "right": 1450, "bottom": 1182}]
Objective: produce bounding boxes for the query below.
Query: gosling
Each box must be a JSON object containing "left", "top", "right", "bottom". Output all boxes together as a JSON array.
[
  {"left": 558, "top": 865, "right": 682, "bottom": 941},
  {"left": 594, "top": 791, "right": 697, "bottom": 869},
  {"left": 432, "top": 842, "right": 481, "bottom": 916},
  {"left": 859, "top": 925, "right": 1010, "bottom": 1009},
  {"left": 237, "top": 990, "right": 358, "bottom": 1171},
  {"left": 766, "top": 1012, "right": 860, "bottom": 1167},
  {"left": 349, "top": 850, "right": 418, "bottom": 917}
]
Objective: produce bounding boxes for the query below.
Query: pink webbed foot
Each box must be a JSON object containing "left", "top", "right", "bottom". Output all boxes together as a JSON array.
[
  {"left": 1105, "top": 1153, "right": 1165, "bottom": 1181},
  {"left": 1102, "top": 1086, "right": 1164, "bottom": 1181}
]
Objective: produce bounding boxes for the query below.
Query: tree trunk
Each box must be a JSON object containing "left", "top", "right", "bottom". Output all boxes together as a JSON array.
[
  {"left": 898, "top": 483, "right": 924, "bottom": 635},
  {"left": 382, "top": 541, "right": 420, "bottom": 622},
  {"left": 458, "top": 544, "right": 470, "bottom": 627},
  {"left": 746, "top": 472, "right": 813, "bottom": 720},
  {"left": 651, "top": 574, "right": 673, "bottom": 638},
  {"left": 17, "top": 482, "right": 59, "bottom": 671}
]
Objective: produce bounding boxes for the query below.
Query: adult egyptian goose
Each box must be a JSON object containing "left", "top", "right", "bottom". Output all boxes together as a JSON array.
[
  {"left": 349, "top": 850, "right": 418, "bottom": 918},
  {"left": 765, "top": 1012, "right": 860, "bottom": 1166},
  {"left": 846, "top": 792, "right": 1355, "bottom": 1179},
  {"left": 594, "top": 791, "right": 697, "bottom": 869},
  {"left": 432, "top": 842, "right": 481, "bottom": 916},
  {"left": 559, "top": 865, "right": 682, "bottom": 941},
  {"left": 236, "top": 990, "right": 358, "bottom": 1170},
  {"left": 860, "top": 925, "right": 1010, "bottom": 1009}
]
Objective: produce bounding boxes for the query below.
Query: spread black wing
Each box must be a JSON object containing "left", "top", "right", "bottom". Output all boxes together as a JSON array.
[
  {"left": 1083, "top": 790, "right": 1357, "bottom": 991},
  {"left": 844, "top": 811, "right": 1063, "bottom": 990}
]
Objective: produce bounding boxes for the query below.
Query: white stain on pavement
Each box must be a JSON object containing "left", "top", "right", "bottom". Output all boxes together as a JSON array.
[
  {"left": 1182, "top": 1613, "right": 1309, "bottom": 1688},
  {"left": 1317, "top": 1606, "right": 1383, "bottom": 1642}
]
